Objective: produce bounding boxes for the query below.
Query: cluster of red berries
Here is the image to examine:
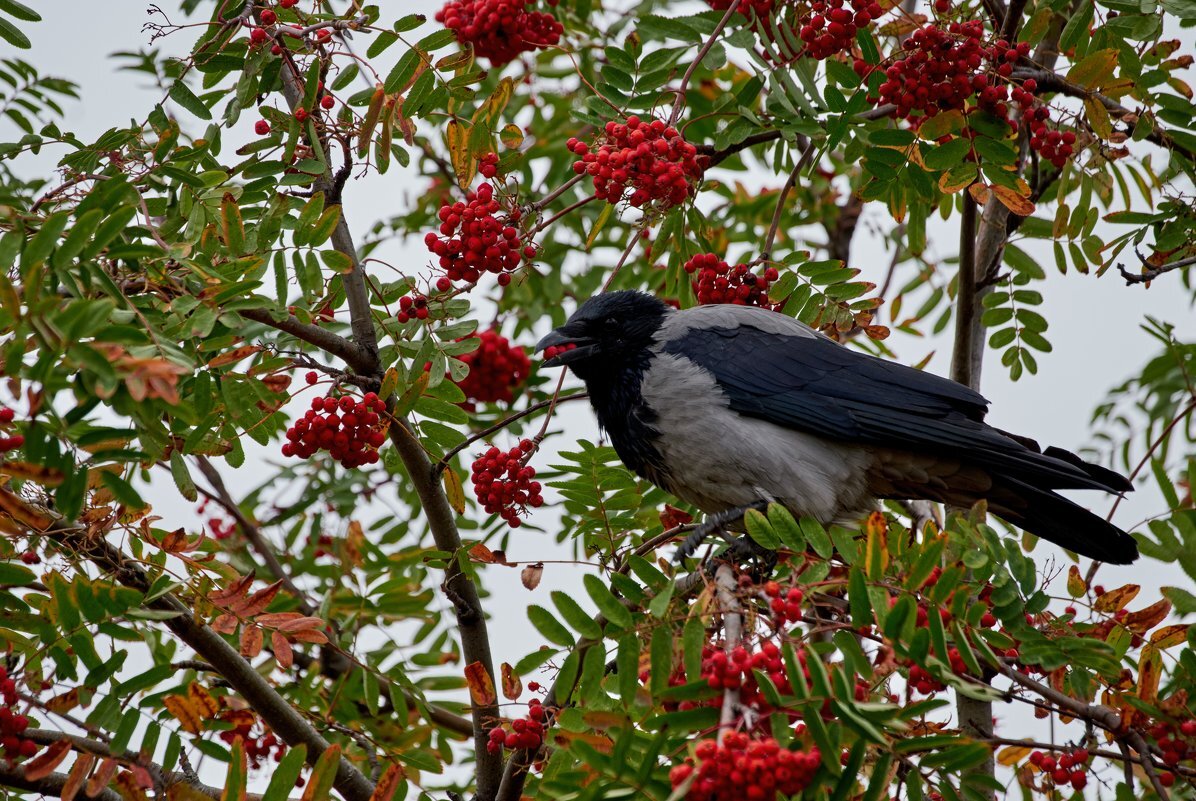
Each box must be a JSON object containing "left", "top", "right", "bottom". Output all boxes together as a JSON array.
[
  {"left": 435, "top": 0, "right": 563, "bottom": 66},
  {"left": 309, "top": 533, "right": 335, "bottom": 559},
  {"left": 683, "top": 254, "right": 781, "bottom": 309},
  {"left": 217, "top": 711, "right": 286, "bottom": 770},
  {"left": 0, "top": 668, "right": 37, "bottom": 761},
  {"left": 455, "top": 330, "right": 531, "bottom": 407},
  {"left": 479, "top": 152, "right": 500, "bottom": 179},
  {"left": 668, "top": 734, "right": 821, "bottom": 801},
  {"left": 1028, "top": 748, "right": 1091, "bottom": 792},
  {"left": 568, "top": 116, "right": 704, "bottom": 211},
  {"left": 424, "top": 183, "right": 533, "bottom": 288},
  {"left": 470, "top": 440, "right": 543, "bottom": 527},
  {"left": 397, "top": 293, "right": 429, "bottom": 324},
  {"left": 1147, "top": 719, "right": 1196, "bottom": 777},
  {"left": 763, "top": 581, "right": 804, "bottom": 625},
  {"left": 798, "top": 0, "right": 888, "bottom": 61},
  {"left": 700, "top": 643, "right": 791, "bottom": 712},
  {"left": 281, "top": 393, "right": 387, "bottom": 468},
  {"left": 197, "top": 498, "right": 237, "bottom": 541},
  {"left": 0, "top": 407, "right": 23, "bottom": 452},
  {"left": 486, "top": 698, "right": 547, "bottom": 753},
  {"left": 860, "top": 23, "right": 1069, "bottom": 166}
]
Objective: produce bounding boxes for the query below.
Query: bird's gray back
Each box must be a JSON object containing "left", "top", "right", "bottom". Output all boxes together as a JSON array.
[
  {"left": 639, "top": 351, "right": 873, "bottom": 523},
  {"left": 656, "top": 303, "right": 825, "bottom": 344}
]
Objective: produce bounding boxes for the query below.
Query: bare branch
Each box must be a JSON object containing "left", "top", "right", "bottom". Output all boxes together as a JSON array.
[
  {"left": 1118, "top": 252, "right": 1196, "bottom": 285},
  {"left": 715, "top": 564, "right": 744, "bottom": 739},
  {"left": 240, "top": 308, "right": 374, "bottom": 375},
  {"left": 0, "top": 763, "right": 122, "bottom": 801},
  {"left": 669, "top": 2, "right": 740, "bottom": 125}
]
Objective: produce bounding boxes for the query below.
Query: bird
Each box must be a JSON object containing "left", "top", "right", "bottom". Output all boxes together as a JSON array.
[{"left": 535, "top": 290, "right": 1138, "bottom": 564}]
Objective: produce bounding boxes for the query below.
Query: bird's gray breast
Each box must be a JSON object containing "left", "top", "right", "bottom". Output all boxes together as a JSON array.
[{"left": 639, "top": 352, "right": 874, "bottom": 523}]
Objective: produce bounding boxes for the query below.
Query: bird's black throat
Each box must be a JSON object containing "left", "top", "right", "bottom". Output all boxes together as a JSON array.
[{"left": 572, "top": 350, "right": 669, "bottom": 487}]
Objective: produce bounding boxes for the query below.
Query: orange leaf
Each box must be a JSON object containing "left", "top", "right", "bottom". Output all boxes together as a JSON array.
[
  {"left": 23, "top": 739, "right": 71, "bottom": 781},
  {"left": 1151, "top": 624, "right": 1189, "bottom": 649},
  {"left": 521, "top": 563, "right": 543, "bottom": 591},
  {"left": 210, "top": 614, "right": 239, "bottom": 635},
  {"left": 1138, "top": 644, "right": 1162, "bottom": 704},
  {"left": 62, "top": 753, "right": 94, "bottom": 801},
  {"left": 87, "top": 758, "right": 119, "bottom": 798},
  {"left": 209, "top": 573, "right": 255, "bottom": 606},
  {"left": 277, "top": 615, "right": 326, "bottom": 632},
  {"left": 0, "top": 461, "right": 65, "bottom": 486},
  {"left": 163, "top": 695, "right": 204, "bottom": 734},
  {"left": 369, "top": 764, "right": 405, "bottom": 801},
  {"left": 1125, "top": 599, "right": 1172, "bottom": 634},
  {"left": 465, "top": 661, "right": 497, "bottom": 706},
  {"left": 45, "top": 687, "right": 81, "bottom": 714},
  {"left": 0, "top": 485, "right": 53, "bottom": 531},
  {"left": 345, "top": 520, "right": 364, "bottom": 567},
  {"left": 992, "top": 185, "right": 1036, "bottom": 216},
  {"left": 470, "top": 542, "right": 498, "bottom": 563},
  {"left": 272, "top": 631, "right": 293, "bottom": 669},
  {"left": 189, "top": 683, "right": 220, "bottom": 719},
  {"left": 240, "top": 625, "right": 264, "bottom": 659},
  {"left": 115, "top": 770, "right": 149, "bottom": 801},
  {"left": 967, "top": 183, "right": 990, "bottom": 205},
  {"left": 501, "top": 663, "right": 522, "bottom": 701},
  {"left": 233, "top": 579, "right": 283, "bottom": 618},
  {"left": 1095, "top": 584, "right": 1140, "bottom": 613},
  {"left": 206, "top": 346, "right": 263, "bottom": 369}
]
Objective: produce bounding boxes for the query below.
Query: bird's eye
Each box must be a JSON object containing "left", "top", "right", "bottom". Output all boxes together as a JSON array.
[{"left": 603, "top": 318, "right": 620, "bottom": 332}]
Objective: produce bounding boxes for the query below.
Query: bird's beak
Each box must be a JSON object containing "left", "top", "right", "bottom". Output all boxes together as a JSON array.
[{"left": 535, "top": 327, "right": 598, "bottom": 368}]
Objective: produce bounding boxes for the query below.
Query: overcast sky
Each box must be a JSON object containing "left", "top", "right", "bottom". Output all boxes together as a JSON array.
[{"left": 10, "top": 1, "right": 1196, "bottom": 790}]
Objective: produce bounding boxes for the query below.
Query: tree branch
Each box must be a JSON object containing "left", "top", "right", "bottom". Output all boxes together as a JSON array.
[
  {"left": 386, "top": 417, "right": 502, "bottom": 800},
  {"left": 1118, "top": 252, "right": 1196, "bottom": 285},
  {"left": 714, "top": 564, "right": 744, "bottom": 739},
  {"left": 32, "top": 514, "right": 377, "bottom": 801},
  {"left": 669, "top": 2, "right": 740, "bottom": 125},
  {"left": 759, "top": 139, "right": 814, "bottom": 263},
  {"left": 240, "top": 308, "right": 374, "bottom": 375},
  {"left": 0, "top": 764, "right": 122, "bottom": 801}
]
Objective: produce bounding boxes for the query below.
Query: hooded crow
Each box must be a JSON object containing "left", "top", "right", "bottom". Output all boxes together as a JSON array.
[{"left": 535, "top": 290, "right": 1138, "bottom": 564}]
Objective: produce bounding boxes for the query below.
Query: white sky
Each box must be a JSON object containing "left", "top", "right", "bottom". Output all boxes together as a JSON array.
[{"left": 9, "top": 1, "right": 1196, "bottom": 794}]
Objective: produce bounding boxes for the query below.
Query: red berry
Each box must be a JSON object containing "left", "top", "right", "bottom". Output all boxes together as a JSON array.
[
  {"left": 260, "top": 9, "right": 277, "bottom": 24},
  {"left": 320, "top": 95, "right": 335, "bottom": 110},
  {"left": 305, "top": 371, "right": 318, "bottom": 385},
  {"left": 255, "top": 120, "right": 271, "bottom": 135}
]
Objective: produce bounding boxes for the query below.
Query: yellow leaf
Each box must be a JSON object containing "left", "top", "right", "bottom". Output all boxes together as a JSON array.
[
  {"left": 368, "top": 764, "right": 405, "bottom": 801},
  {"left": 1150, "top": 624, "right": 1189, "bottom": 649},
  {"left": 1066, "top": 565, "right": 1086, "bottom": 598},
  {"left": 1094, "top": 584, "right": 1140, "bottom": 613},
  {"left": 991, "top": 185, "right": 1036, "bottom": 216},
  {"left": 1067, "top": 48, "right": 1119, "bottom": 89},
  {"left": 442, "top": 467, "right": 465, "bottom": 515},
  {"left": 997, "top": 744, "right": 1033, "bottom": 767},
  {"left": 968, "top": 183, "right": 991, "bottom": 205},
  {"left": 1085, "top": 97, "right": 1113, "bottom": 139}
]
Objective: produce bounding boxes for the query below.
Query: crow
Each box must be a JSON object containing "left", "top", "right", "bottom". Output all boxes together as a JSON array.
[{"left": 535, "top": 290, "right": 1138, "bottom": 564}]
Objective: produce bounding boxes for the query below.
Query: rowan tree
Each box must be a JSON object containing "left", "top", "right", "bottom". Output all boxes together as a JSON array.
[{"left": 0, "top": 1, "right": 1195, "bottom": 800}]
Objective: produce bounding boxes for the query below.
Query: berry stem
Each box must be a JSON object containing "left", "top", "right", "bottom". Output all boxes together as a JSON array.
[
  {"left": 668, "top": 1, "right": 740, "bottom": 125},
  {"left": 530, "top": 194, "right": 599, "bottom": 236},
  {"left": 430, "top": 392, "right": 588, "bottom": 480},
  {"left": 528, "top": 173, "right": 584, "bottom": 213},
  {"left": 759, "top": 138, "right": 817, "bottom": 264}
]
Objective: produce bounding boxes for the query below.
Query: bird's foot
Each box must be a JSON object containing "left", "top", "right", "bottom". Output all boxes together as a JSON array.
[
  {"left": 674, "top": 501, "right": 770, "bottom": 564},
  {"left": 719, "top": 534, "right": 778, "bottom": 580}
]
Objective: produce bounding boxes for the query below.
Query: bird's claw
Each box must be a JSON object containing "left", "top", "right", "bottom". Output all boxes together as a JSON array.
[{"left": 673, "top": 501, "right": 773, "bottom": 571}]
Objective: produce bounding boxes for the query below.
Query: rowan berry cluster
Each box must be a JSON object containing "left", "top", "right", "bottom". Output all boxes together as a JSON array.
[
  {"left": 217, "top": 710, "right": 286, "bottom": 769},
  {"left": 1028, "top": 748, "right": 1091, "bottom": 792},
  {"left": 684, "top": 254, "right": 781, "bottom": 309},
  {"left": 1147, "top": 719, "right": 1196, "bottom": 777},
  {"left": 700, "top": 642, "right": 792, "bottom": 711},
  {"left": 281, "top": 393, "right": 387, "bottom": 468},
  {"left": 197, "top": 498, "right": 237, "bottom": 541},
  {"left": 479, "top": 152, "right": 500, "bottom": 179},
  {"left": 668, "top": 734, "right": 821, "bottom": 801},
  {"left": 0, "top": 407, "right": 23, "bottom": 452},
  {"left": 568, "top": 116, "right": 704, "bottom": 211},
  {"left": 424, "top": 183, "right": 533, "bottom": 288},
  {"left": 486, "top": 698, "right": 547, "bottom": 753},
  {"left": 861, "top": 22, "right": 1068, "bottom": 165},
  {"left": 397, "top": 292, "right": 429, "bottom": 324},
  {"left": 310, "top": 533, "right": 335, "bottom": 559},
  {"left": 435, "top": 0, "right": 563, "bottom": 66},
  {"left": 798, "top": 0, "right": 889, "bottom": 60},
  {"left": 0, "top": 668, "right": 37, "bottom": 761},
  {"left": 763, "top": 581, "right": 804, "bottom": 625},
  {"left": 471, "top": 440, "right": 543, "bottom": 527},
  {"left": 455, "top": 330, "right": 531, "bottom": 407}
]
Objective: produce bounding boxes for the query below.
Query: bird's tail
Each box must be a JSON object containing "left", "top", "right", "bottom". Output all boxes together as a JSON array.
[{"left": 985, "top": 475, "right": 1138, "bottom": 564}]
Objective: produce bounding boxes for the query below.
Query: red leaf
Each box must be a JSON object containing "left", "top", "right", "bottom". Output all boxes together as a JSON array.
[
  {"left": 22, "top": 740, "right": 70, "bottom": 781},
  {"left": 464, "top": 661, "right": 496, "bottom": 706},
  {"left": 272, "top": 631, "right": 294, "bottom": 669}
]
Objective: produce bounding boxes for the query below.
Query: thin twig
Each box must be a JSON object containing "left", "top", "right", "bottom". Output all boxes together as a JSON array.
[
  {"left": 669, "top": 2, "right": 740, "bottom": 124},
  {"left": 759, "top": 138, "right": 815, "bottom": 262},
  {"left": 1118, "top": 253, "right": 1196, "bottom": 285}
]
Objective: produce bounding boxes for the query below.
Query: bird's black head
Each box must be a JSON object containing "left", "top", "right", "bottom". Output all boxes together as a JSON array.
[{"left": 535, "top": 290, "right": 670, "bottom": 380}]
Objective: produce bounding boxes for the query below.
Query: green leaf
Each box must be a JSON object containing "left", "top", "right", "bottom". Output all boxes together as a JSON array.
[
  {"left": 0, "top": 562, "right": 35, "bottom": 586},
  {"left": 0, "top": 16, "right": 30, "bottom": 48},
  {"left": 0, "top": 0, "right": 39, "bottom": 21},
  {"left": 261, "top": 745, "right": 307, "bottom": 801},
  {"left": 800, "top": 516, "right": 834, "bottom": 559},
  {"left": 169, "top": 451, "right": 198, "bottom": 502},
  {"left": 745, "top": 508, "right": 779, "bottom": 550},
  {"left": 168, "top": 80, "right": 212, "bottom": 121},
  {"left": 551, "top": 591, "right": 602, "bottom": 640},
  {"left": 583, "top": 573, "right": 633, "bottom": 630},
  {"left": 225, "top": 738, "right": 248, "bottom": 801},
  {"left": 528, "top": 604, "right": 574, "bottom": 647}
]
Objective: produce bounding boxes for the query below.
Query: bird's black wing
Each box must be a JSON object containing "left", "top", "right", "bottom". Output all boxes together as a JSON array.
[{"left": 660, "top": 323, "right": 1128, "bottom": 493}]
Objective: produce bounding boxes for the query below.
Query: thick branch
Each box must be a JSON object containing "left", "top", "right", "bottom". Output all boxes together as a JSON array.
[
  {"left": 714, "top": 565, "right": 743, "bottom": 739},
  {"left": 38, "top": 519, "right": 376, "bottom": 801},
  {"left": 386, "top": 418, "right": 502, "bottom": 800},
  {"left": 0, "top": 764, "right": 122, "bottom": 801},
  {"left": 949, "top": 195, "right": 980, "bottom": 388},
  {"left": 240, "top": 308, "right": 374, "bottom": 375}
]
